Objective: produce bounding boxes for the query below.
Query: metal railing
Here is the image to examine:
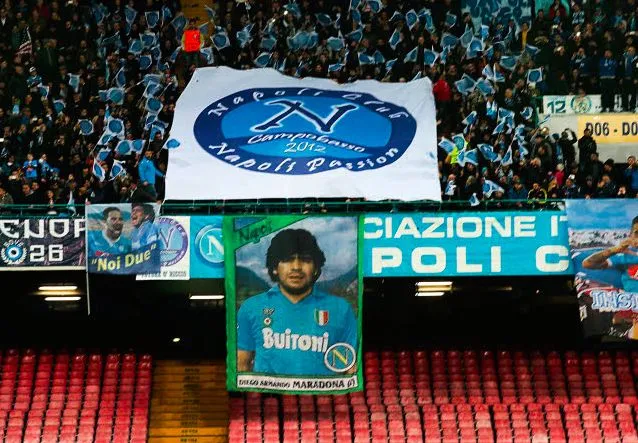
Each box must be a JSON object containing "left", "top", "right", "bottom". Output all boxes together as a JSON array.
[{"left": 0, "top": 199, "right": 566, "bottom": 217}]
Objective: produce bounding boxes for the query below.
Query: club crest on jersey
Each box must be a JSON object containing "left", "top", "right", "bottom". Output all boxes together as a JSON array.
[
  {"left": 314, "top": 309, "right": 329, "bottom": 326},
  {"left": 193, "top": 87, "right": 417, "bottom": 176}
]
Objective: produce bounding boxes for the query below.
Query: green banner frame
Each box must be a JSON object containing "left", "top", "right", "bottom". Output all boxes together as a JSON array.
[{"left": 225, "top": 215, "right": 363, "bottom": 394}]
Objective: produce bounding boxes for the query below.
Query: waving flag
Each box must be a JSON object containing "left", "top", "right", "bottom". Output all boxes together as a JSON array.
[
  {"left": 92, "top": 161, "right": 106, "bottom": 182},
  {"left": 328, "top": 63, "right": 344, "bottom": 72},
  {"left": 404, "top": 46, "right": 418, "bottom": 63},
  {"left": 521, "top": 107, "right": 533, "bottom": 120},
  {"left": 68, "top": 74, "right": 80, "bottom": 93},
  {"left": 405, "top": 9, "right": 418, "bottom": 30},
  {"left": 478, "top": 144, "right": 500, "bottom": 162},
  {"left": 346, "top": 28, "right": 363, "bottom": 43},
  {"left": 367, "top": 0, "right": 382, "bottom": 13},
  {"left": 501, "top": 146, "right": 513, "bottom": 166},
  {"left": 372, "top": 50, "right": 385, "bottom": 64},
  {"left": 116, "top": 140, "right": 132, "bottom": 155},
  {"left": 16, "top": 26, "right": 32, "bottom": 56},
  {"left": 145, "top": 11, "right": 160, "bottom": 28},
  {"left": 462, "top": 111, "right": 477, "bottom": 127},
  {"left": 500, "top": 55, "right": 518, "bottom": 71},
  {"left": 139, "top": 55, "right": 153, "bottom": 71},
  {"left": 438, "top": 138, "right": 456, "bottom": 154},
  {"left": 110, "top": 160, "right": 126, "bottom": 179},
  {"left": 423, "top": 49, "right": 438, "bottom": 66},
  {"left": 79, "top": 120, "right": 94, "bottom": 136},
  {"left": 212, "top": 32, "right": 230, "bottom": 50},
  {"left": 527, "top": 68, "right": 543, "bottom": 84},
  {"left": 441, "top": 33, "right": 458, "bottom": 48},
  {"left": 315, "top": 13, "right": 332, "bottom": 26},
  {"left": 445, "top": 13, "right": 457, "bottom": 27},
  {"left": 483, "top": 179, "right": 504, "bottom": 197},
  {"left": 254, "top": 52, "right": 272, "bottom": 68},
  {"left": 389, "top": 29, "right": 402, "bottom": 50},
  {"left": 204, "top": 5, "right": 216, "bottom": 20},
  {"left": 469, "top": 193, "right": 480, "bottom": 207},
  {"left": 457, "top": 148, "right": 478, "bottom": 166}
]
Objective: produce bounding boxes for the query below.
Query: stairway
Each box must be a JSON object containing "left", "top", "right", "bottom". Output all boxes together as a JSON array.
[
  {"left": 148, "top": 360, "right": 228, "bottom": 443},
  {"left": 181, "top": 0, "right": 213, "bottom": 24}
]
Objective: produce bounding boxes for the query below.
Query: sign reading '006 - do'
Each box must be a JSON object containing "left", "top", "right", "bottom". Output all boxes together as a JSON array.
[
  {"left": 0, "top": 218, "right": 85, "bottom": 270},
  {"left": 166, "top": 67, "right": 440, "bottom": 202}
]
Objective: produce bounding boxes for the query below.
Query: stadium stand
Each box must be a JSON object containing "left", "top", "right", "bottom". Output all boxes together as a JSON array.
[
  {"left": 0, "top": 349, "right": 151, "bottom": 443},
  {"left": 230, "top": 349, "right": 638, "bottom": 443}
]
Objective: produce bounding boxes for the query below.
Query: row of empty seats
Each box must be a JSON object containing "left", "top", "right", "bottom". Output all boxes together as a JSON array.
[
  {"left": 0, "top": 349, "right": 151, "bottom": 443},
  {"left": 230, "top": 350, "right": 638, "bottom": 443}
]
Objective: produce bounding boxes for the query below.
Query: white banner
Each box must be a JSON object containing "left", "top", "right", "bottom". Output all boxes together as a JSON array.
[
  {"left": 542, "top": 95, "right": 631, "bottom": 115},
  {"left": 136, "top": 216, "right": 190, "bottom": 281},
  {"left": 236, "top": 374, "right": 359, "bottom": 392},
  {"left": 165, "top": 67, "right": 440, "bottom": 201}
]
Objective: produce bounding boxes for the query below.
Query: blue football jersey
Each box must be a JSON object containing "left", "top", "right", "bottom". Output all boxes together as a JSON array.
[
  {"left": 130, "top": 221, "right": 159, "bottom": 250},
  {"left": 609, "top": 251, "right": 638, "bottom": 293},
  {"left": 88, "top": 230, "right": 131, "bottom": 256},
  {"left": 237, "top": 286, "right": 358, "bottom": 376}
]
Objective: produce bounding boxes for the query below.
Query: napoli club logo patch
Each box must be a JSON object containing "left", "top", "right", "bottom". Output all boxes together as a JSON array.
[
  {"left": 193, "top": 88, "right": 417, "bottom": 175},
  {"left": 156, "top": 217, "right": 188, "bottom": 267}
]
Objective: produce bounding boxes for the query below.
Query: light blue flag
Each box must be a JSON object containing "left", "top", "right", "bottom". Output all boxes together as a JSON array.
[
  {"left": 141, "top": 32, "right": 157, "bottom": 48},
  {"left": 200, "top": 47, "right": 214, "bottom": 65},
  {"left": 389, "top": 29, "right": 402, "bottom": 50},
  {"left": 292, "top": 31, "right": 310, "bottom": 49},
  {"left": 98, "top": 131, "right": 114, "bottom": 146},
  {"left": 469, "top": 37, "right": 484, "bottom": 53},
  {"left": 404, "top": 46, "right": 418, "bottom": 63},
  {"left": 286, "top": 36, "right": 300, "bottom": 51},
  {"left": 441, "top": 33, "right": 458, "bottom": 48},
  {"left": 349, "top": 0, "right": 362, "bottom": 10},
  {"left": 367, "top": 0, "right": 382, "bottom": 13},
  {"left": 406, "top": 9, "right": 418, "bottom": 30},
  {"left": 445, "top": 180, "right": 456, "bottom": 196},
  {"left": 125, "top": 6, "right": 137, "bottom": 25},
  {"left": 92, "top": 161, "right": 106, "bottom": 182},
  {"left": 38, "top": 85, "right": 49, "bottom": 98},
  {"left": 351, "top": 9, "right": 362, "bottom": 25},
  {"left": 469, "top": 193, "right": 481, "bottom": 207},
  {"left": 484, "top": 45, "right": 494, "bottom": 60},
  {"left": 390, "top": 11, "right": 405, "bottom": 23},
  {"left": 373, "top": 50, "right": 385, "bottom": 64},
  {"left": 445, "top": 13, "right": 457, "bottom": 27},
  {"left": 53, "top": 99, "right": 65, "bottom": 114},
  {"left": 326, "top": 37, "right": 344, "bottom": 51},
  {"left": 521, "top": 106, "right": 533, "bottom": 120},
  {"left": 164, "top": 139, "right": 181, "bottom": 150},
  {"left": 107, "top": 119, "right": 124, "bottom": 137},
  {"left": 204, "top": 5, "right": 216, "bottom": 20},
  {"left": 346, "top": 28, "right": 363, "bottom": 43},
  {"left": 149, "top": 124, "right": 165, "bottom": 141},
  {"left": 478, "top": 144, "right": 500, "bottom": 162},
  {"left": 143, "top": 74, "right": 162, "bottom": 87},
  {"left": 527, "top": 68, "right": 542, "bottom": 83},
  {"left": 328, "top": 63, "right": 344, "bottom": 72},
  {"left": 129, "top": 39, "right": 143, "bottom": 55},
  {"left": 199, "top": 22, "right": 210, "bottom": 37},
  {"left": 500, "top": 55, "right": 518, "bottom": 71},
  {"left": 170, "top": 14, "right": 187, "bottom": 33},
  {"left": 315, "top": 13, "right": 332, "bottom": 27},
  {"left": 146, "top": 97, "right": 162, "bottom": 113},
  {"left": 145, "top": 11, "right": 160, "bottom": 28},
  {"left": 114, "top": 68, "right": 126, "bottom": 88},
  {"left": 501, "top": 146, "right": 513, "bottom": 166},
  {"left": 493, "top": 67, "right": 505, "bottom": 82},
  {"left": 519, "top": 144, "right": 529, "bottom": 157},
  {"left": 254, "top": 52, "right": 272, "bottom": 68},
  {"left": 143, "top": 82, "right": 163, "bottom": 98},
  {"left": 68, "top": 74, "right": 80, "bottom": 93},
  {"left": 116, "top": 140, "right": 131, "bottom": 155},
  {"left": 483, "top": 179, "right": 505, "bottom": 198},
  {"left": 411, "top": 71, "right": 423, "bottom": 81},
  {"left": 492, "top": 120, "right": 506, "bottom": 135},
  {"left": 476, "top": 78, "right": 495, "bottom": 96},
  {"left": 97, "top": 148, "right": 111, "bottom": 162},
  {"left": 131, "top": 140, "right": 146, "bottom": 154},
  {"left": 385, "top": 58, "right": 396, "bottom": 72},
  {"left": 452, "top": 133, "right": 466, "bottom": 150},
  {"left": 283, "top": 2, "right": 301, "bottom": 18},
  {"left": 92, "top": 5, "right": 106, "bottom": 25},
  {"left": 525, "top": 44, "right": 539, "bottom": 57},
  {"left": 460, "top": 27, "right": 473, "bottom": 48},
  {"left": 79, "top": 120, "right": 94, "bottom": 136},
  {"left": 482, "top": 64, "right": 495, "bottom": 80},
  {"left": 423, "top": 49, "right": 438, "bottom": 66},
  {"left": 98, "top": 90, "right": 108, "bottom": 102},
  {"left": 150, "top": 45, "right": 162, "bottom": 60},
  {"left": 462, "top": 111, "right": 478, "bottom": 127},
  {"left": 423, "top": 11, "right": 435, "bottom": 32},
  {"left": 358, "top": 52, "right": 374, "bottom": 65},
  {"left": 110, "top": 160, "right": 126, "bottom": 179},
  {"left": 440, "top": 47, "right": 450, "bottom": 64},
  {"left": 162, "top": 5, "right": 173, "bottom": 22},
  {"left": 107, "top": 88, "right": 124, "bottom": 105},
  {"left": 457, "top": 148, "right": 478, "bottom": 166},
  {"left": 481, "top": 25, "right": 490, "bottom": 40},
  {"left": 236, "top": 25, "right": 253, "bottom": 48},
  {"left": 212, "top": 32, "right": 230, "bottom": 50},
  {"left": 454, "top": 75, "right": 476, "bottom": 95},
  {"left": 438, "top": 138, "right": 456, "bottom": 154},
  {"left": 261, "top": 35, "right": 277, "bottom": 51},
  {"left": 169, "top": 47, "right": 181, "bottom": 63},
  {"left": 139, "top": 55, "right": 152, "bottom": 70}
]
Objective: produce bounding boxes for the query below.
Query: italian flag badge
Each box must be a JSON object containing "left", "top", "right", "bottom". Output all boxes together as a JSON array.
[{"left": 314, "top": 309, "right": 329, "bottom": 326}]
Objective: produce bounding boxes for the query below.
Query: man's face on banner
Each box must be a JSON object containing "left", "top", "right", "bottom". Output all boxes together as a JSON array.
[
  {"left": 131, "top": 206, "right": 146, "bottom": 228},
  {"left": 105, "top": 209, "right": 124, "bottom": 237},
  {"left": 274, "top": 254, "right": 317, "bottom": 296}
]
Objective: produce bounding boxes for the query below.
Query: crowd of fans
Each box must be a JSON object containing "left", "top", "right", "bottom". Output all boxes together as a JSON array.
[{"left": 0, "top": 0, "right": 634, "bottom": 213}]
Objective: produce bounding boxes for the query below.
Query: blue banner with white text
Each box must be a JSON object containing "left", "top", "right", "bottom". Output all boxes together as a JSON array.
[
  {"left": 566, "top": 200, "right": 638, "bottom": 340},
  {"left": 363, "top": 212, "right": 572, "bottom": 277}
]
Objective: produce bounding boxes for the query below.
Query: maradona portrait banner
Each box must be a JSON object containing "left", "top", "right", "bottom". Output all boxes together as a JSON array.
[
  {"left": 225, "top": 215, "right": 363, "bottom": 394},
  {"left": 566, "top": 200, "right": 638, "bottom": 340},
  {"left": 165, "top": 67, "right": 440, "bottom": 202},
  {"left": 86, "top": 203, "right": 161, "bottom": 275}
]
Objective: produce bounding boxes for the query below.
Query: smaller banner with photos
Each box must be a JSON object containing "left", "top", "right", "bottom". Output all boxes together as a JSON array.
[
  {"left": 137, "top": 216, "right": 190, "bottom": 280},
  {"left": 225, "top": 215, "right": 363, "bottom": 394},
  {"left": 86, "top": 203, "right": 161, "bottom": 275},
  {"left": 566, "top": 200, "right": 638, "bottom": 340}
]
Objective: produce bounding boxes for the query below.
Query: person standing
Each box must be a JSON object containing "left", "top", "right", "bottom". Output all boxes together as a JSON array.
[
  {"left": 599, "top": 49, "right": 618, "bottom": 112},
  {"left": 620, "top": 46, "right": 638, "bottom": 112}
]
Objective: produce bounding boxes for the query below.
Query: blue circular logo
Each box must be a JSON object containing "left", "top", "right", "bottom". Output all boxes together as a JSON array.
[
  {"left": 193, "top": 88, "right": 417, "bottom": 175},
  {"left": 1, "top": 240, "right": 26, "bottom": 265},
  {"left": 196, "top": 226, "right": 224, "bottom": 265},
  {"left": 156, "top": 217, "right": 188, "bottom": 267}
]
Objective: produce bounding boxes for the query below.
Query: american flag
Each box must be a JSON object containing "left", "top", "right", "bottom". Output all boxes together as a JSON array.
[{"left": 16, "top": 27, "right": 32, "bottom": 56}]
